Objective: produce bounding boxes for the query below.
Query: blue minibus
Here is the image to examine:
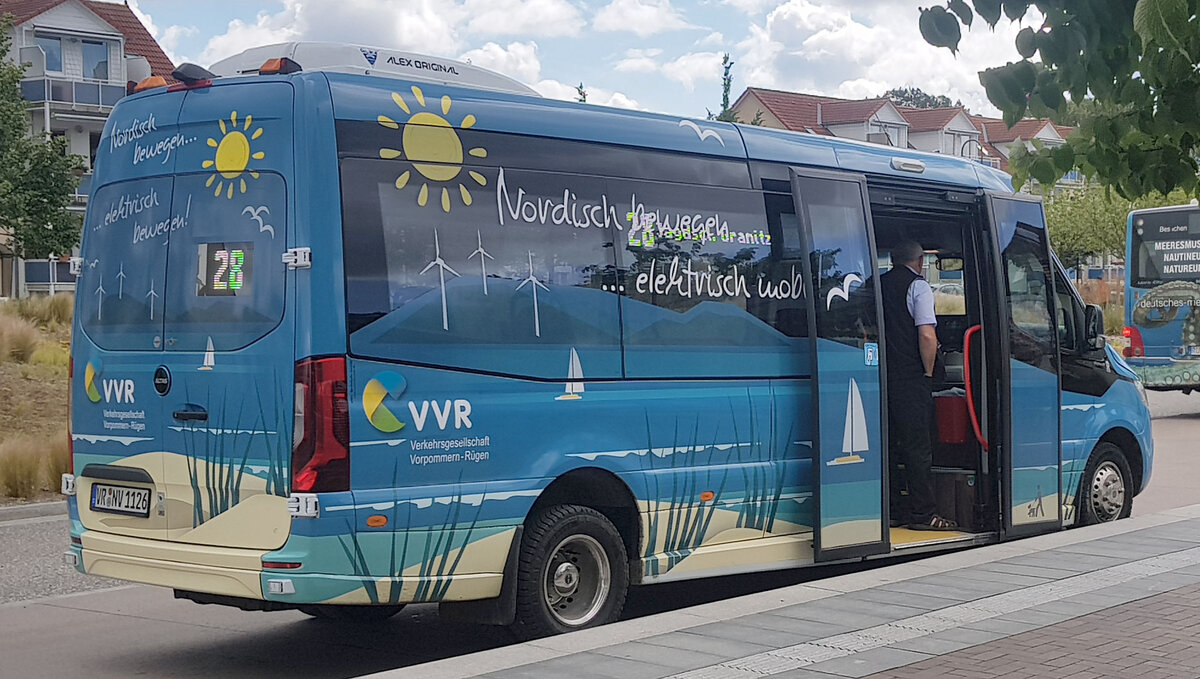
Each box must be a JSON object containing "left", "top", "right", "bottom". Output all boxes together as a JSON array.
[
  {"left": 1124, "top": 203, "right": 1200, "bottom": 392},
  {"left": 64, "top": 42, "right": 1153, "bottom": 637}
]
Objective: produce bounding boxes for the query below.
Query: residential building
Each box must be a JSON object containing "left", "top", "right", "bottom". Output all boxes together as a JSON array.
[
  {"left": 731, "top": 87, "right": 1075, "bottom": 185},
  {"left": 0, "top": 0, "right": 174, "bottom": 298}
]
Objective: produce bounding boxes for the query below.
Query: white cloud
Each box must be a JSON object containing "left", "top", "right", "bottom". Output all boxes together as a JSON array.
[
  {"left": 614, "top": 48, "right": 662, "bottom": 73},
  {"left": 661, "top": 51, "right": 723, "bottom": 91},
  {"left": 461, "top": 0, "right": 585, "bottom": 37},
  {"left": 459, "top": 41, "right": 542, "bottom": 83},
  {"left": 535, "top": 79, "right": 640, "bottom": 110},
  {"left": 734, "top": 0, "right": 1037, "bottom": 116},
  {"left": 195, "top": 0, "right": 586, "bottom": 68},
  {"left": 696, "top": 31, "right": 725, "bottom": 47},
  {"left": 593, "top": 0, "right": 697, "bottom": 38},
  {"left": 126, "top": 0, "right": 197, "bottom": 66},
  {"left": 198, "top": 3, "right": 304, "bottom": 65},
  {"left": 720, "top": 0, "right": 778, "bottom": 14}
]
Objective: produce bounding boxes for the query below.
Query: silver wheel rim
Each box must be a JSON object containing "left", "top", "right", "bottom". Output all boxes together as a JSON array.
[
  {"left": 1090, "top": 461, "right": 1126, "bottom": 522},
  {"left": 543, "top": 534, "right": 610, "bottom": 627}
]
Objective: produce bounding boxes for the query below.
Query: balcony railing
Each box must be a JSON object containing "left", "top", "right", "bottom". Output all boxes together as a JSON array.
[
  {"left": 73, "top": 172, "right": 93, "bottom": 203},
  {"left": 21, "top": 78, "right": 124, "bottom": 107}
]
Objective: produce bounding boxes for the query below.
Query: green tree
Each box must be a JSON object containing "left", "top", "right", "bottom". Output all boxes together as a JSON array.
[
  {"left": 0, "top": 14, "right": 84, "bottom": 259},
  {"left": 706, "top": 53, "right": 764, "bottom": 124},
  {"left": 882, "top": 86, "right": 963, "bottom": 109},
  {"left": 707, "top": 53, "right": 739, "bottom": 122},
  {"left": 1045, "top": 185, "right": 1190, "bottom": 278},
  {"left": 918, "top": 0, "right": 1200, "bottom": 199}
]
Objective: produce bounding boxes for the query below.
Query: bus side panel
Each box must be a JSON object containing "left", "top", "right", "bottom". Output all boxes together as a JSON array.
[
  {"left": 258, "top": 360, "right": 814, "bottom": 605},
  {"left": 1060, "top": 349, "right": 1154, "bottom": 522},
  {"left": 293, "top": 74, "right": 347, "bottom": 360}
]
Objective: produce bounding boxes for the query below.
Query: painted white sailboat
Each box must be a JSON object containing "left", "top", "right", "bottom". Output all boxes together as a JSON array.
[
  {"left": 199, "top": 336, "right": 215, "bottom": 371},
  {"left": 556, "top": 348, "right": 584, "bottom": 400},
  {"left": 827, "top": 377, "right": 867, "bottom": 466}
]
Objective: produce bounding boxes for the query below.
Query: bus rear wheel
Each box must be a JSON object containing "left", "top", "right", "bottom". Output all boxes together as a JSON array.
[
  {"left": 299, "top": 604, "right": 405, "bottom": 623},
  {"left": 512, "top": 504, "right": 628, "bottom": 639},
  {"left": 1078, "top": 442, "right": 1133, "bottom": 525}
]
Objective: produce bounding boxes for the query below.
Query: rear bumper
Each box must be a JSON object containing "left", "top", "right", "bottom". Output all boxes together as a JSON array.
[
  {"left": 80, "top": 531, "right": 268, "bottom": 599},
  {"left": 76, "top": 529, "right": 506, "bottom": 605}
]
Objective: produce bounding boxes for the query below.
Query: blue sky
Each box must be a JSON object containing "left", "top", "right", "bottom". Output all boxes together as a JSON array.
[{"left": 127, "top": 1, "right": 1034, "bottom": 119}]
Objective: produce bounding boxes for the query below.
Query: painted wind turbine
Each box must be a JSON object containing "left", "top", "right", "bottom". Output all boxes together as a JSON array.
[
  {"left": 116, "top": 263, "right": 126, "bottom": 299},
  {"left": 515, "top": 251, "right": 549, "bottom": 337},
  {"left": 467, "top": 230, "right": 494, "bottom": 295},
  {"left": 420, "top": 229, "right": 460, "bottom": 331},
  {"left": 145, "top": 280, "right": 158, "bottom": 320},
  {"left": 827, "top": 377, "right": 868, "bottom": 466},
  {"left": 94, "top": 274, "right": 105, "bottom": 321}
]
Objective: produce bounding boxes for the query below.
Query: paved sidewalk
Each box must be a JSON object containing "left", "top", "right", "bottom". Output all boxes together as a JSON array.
[{"left": 366, "top": 503, "right": 1200, "bottom": 679}]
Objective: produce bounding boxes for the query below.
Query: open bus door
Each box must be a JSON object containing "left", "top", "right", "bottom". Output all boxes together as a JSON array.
[
  {"left": 790, "top": 168, "right": 890, "bottom": 562},
  {"left": 983, "top": 192, "right": 1063, "bottom": 538}
]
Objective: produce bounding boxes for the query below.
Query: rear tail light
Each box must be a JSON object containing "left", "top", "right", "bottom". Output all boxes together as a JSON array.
[
  {"left": 292, "top": 357, "right": 350, "bottom": 493},
  {"left": 1123, "top": 326, "right": 1144, "bottom": 358}
]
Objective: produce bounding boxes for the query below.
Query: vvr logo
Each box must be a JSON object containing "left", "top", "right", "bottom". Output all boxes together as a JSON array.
[
  {"left": 363, "top": 371, "right": 473, "bottom": 433},
  {"left": 103, "top": 378, "right": 136, "bottom": 403},
  {"left": 84, "top": 359, "right": 103, "bottom": 403},
  {"left": 408, "top": 399, "right": 472, "bottom": 431},
  {"left": 363, "top": 372, "right": 406, "bottom": 433}
]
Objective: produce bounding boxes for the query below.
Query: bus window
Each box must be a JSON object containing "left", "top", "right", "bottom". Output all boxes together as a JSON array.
[
  {"left": 341, "top": 157, "right": 623, "bottom": 380},
  {"left": 617, "top": 178, "right": 808, "bottom": 378},
  {"left": 77, "top": 177, "right": 173, "bottom": 351}
]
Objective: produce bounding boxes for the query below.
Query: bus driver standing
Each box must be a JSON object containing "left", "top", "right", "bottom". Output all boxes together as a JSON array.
[{"left": 882, "top": 240, "right": 956, "bottom": 531}]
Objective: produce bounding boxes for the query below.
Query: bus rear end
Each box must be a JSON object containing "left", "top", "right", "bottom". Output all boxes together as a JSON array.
[
  {"left": 65, "top": 70, "right": 302, "bottom": 601},
  {"left": 1125, "top": 205, "right": 1200, "bottom": 391}
]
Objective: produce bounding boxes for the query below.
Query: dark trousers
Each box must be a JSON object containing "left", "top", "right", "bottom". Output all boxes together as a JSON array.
[{"left": 887, "top": 375, "right": 936, "bottom": 524}]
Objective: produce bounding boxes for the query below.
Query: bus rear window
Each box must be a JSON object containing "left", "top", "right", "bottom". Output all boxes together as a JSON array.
[
  {"left": 162, "top": 172, "right": 287, "bottom": 352},
  {"left": 78, "top": 178, "right": 173, "bottom": 351},
  {"left": 1131, "top": 210, "right": 1200, "bottom": 288}
]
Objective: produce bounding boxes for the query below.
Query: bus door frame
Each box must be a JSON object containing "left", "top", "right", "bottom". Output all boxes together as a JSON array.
[
  {"left": 790, "top": 167, "right": 891, "bottom": 562},
  {"left": 980, "top": 190, "right": 1064, "bottom": 540}
]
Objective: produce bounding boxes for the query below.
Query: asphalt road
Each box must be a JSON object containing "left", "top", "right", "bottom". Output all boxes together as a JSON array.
[{"left": 0, "top": 390, "right": 1195, "bottom": 679}]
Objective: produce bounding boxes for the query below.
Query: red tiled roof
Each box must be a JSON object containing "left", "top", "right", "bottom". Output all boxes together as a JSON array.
[
  {"left": 0, "top": 0, "right": 175, "bottom": 79},
  {"left": 737, "top": 87, "right": 828, "bottom": 132},
  {"left": 899, "top": 106, "right": 965, "bottom": 132},
  {"left": 820, "top": 98, "right": 890, "bottom": 124},
  {"left": 737, "top": 88, "right": 900, "bottom": 134},
  {"left": 972, "top": 116, "right": 1055, "bottom": 143}
]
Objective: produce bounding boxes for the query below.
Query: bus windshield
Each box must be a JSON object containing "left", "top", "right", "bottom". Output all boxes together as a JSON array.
[{"left": 1130, "top": 208, "right": 1200, "bottom": 288}]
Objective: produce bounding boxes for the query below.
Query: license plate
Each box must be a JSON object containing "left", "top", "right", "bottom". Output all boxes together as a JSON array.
[
  {"left": 1189, "top": 346, "right": 1200, "bottom": 357},
  {"left": 90, "top": 483, "right": 151, "bottom": 518}
]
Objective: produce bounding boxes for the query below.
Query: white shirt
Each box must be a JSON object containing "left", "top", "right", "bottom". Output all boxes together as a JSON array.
[{"left": 905, "top": 265, "right": 937, "bottom": 328}]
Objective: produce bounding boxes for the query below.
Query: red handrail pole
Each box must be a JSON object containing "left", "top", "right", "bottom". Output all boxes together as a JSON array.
[{"left": 963, "top": 324, "right": 989, "bottom": 451}]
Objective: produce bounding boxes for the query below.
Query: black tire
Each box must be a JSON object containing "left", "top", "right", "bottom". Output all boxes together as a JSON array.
[
  {"left": 1077, "top": 441, "right": 1133, "bottom": 525},
  {"left": 299, "top": 604, "right": 405, "bottom": 623},
  {"left": 511, "top": 504, "right": 628, "bottom": 640}
]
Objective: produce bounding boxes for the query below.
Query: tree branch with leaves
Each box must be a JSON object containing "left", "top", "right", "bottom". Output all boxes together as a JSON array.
[{"left": 919, "top": 0, "right": 1200, "bottom": 199}]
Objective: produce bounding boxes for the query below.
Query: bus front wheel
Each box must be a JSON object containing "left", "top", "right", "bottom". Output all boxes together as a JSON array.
[
  {"left": 512, "top": 504, "right": 628, "bottom": 639},
  {"left": 1079, "top": 442, "right": 1133, "bottom": 525}
]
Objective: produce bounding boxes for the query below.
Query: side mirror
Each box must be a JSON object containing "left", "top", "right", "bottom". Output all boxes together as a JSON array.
[
  {"left": 1084, "top": 304, "right": 1106, "bottom": 350},
  {"left": 936, "top": 256, "right": 964, "bottom": 272}
]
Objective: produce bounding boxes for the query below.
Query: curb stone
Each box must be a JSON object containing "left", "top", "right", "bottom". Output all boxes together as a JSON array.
[{"left": 0, "top": 500, "right": 66, "bottom": 523}]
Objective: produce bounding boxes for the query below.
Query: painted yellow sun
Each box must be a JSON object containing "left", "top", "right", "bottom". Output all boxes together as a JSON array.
[
  {"left": 203, "top": 111, "right": 265, "bottom": 200},
  {"left": 378, "top": 85, "right": 487, "bottom": 212}
]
